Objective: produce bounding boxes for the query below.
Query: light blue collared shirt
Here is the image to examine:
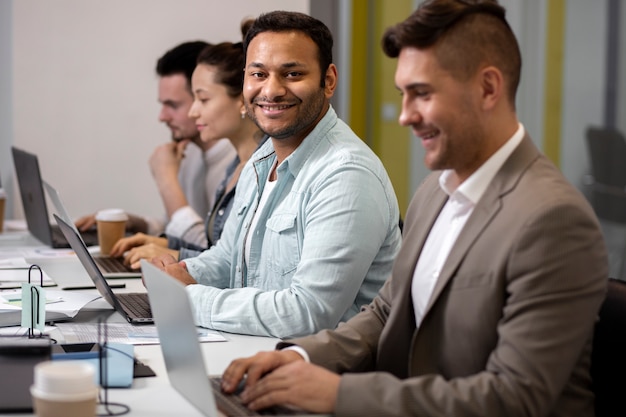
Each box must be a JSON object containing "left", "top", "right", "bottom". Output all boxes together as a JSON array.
[{"left": 184, "top": 106, "right": 402, "bottom": 338}]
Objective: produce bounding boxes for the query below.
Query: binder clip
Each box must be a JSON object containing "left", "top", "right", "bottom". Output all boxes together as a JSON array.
[{"left": 22, "top": 265, "right": 47, "bottom": 338}]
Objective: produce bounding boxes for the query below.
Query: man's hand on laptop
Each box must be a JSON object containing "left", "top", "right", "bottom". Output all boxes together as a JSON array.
[
  {"left": 75, "top": 214, "right": 97, "bottom": 232},
  {"left": 124, "top": 244, "right": 179, "bottom": 270},
  {"left": 110, "top": 233, "right": 166, "bottom": 257},
  {"left": 149, "top": 254, "right": 197, "bottom": 286},
  {"left": 221, "top": 350, "right": 339, "bottom": 414}
]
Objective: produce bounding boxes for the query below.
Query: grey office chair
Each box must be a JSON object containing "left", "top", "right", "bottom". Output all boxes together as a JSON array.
[
  {"left": 591, "top": 277, "right": 626, "bottom": 417},
  {"left": 585, "top": 127, "right": 626, "bottom": 224}
]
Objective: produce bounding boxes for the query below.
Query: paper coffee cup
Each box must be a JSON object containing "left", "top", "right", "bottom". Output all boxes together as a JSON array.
[
  {"left": 30, "top": 361, "right": 98, "bottom": 417},
  {"left": 95, "top": 209, "right": 128, "bottom": 255},
  {"left": 0, "top": 188, "right": 6, "bottom": 233}
]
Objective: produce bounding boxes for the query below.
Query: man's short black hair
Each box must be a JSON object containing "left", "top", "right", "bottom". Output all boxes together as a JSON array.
[{"left": 156, "top": 41, "right": 210, "bottom": 90}]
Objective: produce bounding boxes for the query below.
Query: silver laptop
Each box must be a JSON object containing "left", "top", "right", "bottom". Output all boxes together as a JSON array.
[
  {"left": 11, "top": 146, "right": 99, "bottom": 249},
  {"left": 141, "top": 260, "right": 323, "bottom": 417},
  {"left": 54, "top": 214, "right": 153, "bottom": 324},
  {"left": 43, "top": 180, "right": 140, "bottom": 278}
]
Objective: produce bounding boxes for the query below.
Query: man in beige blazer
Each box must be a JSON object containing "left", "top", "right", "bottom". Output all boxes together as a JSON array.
[{"left": 218, "top": 1, "right": 609, "bottom": 416}]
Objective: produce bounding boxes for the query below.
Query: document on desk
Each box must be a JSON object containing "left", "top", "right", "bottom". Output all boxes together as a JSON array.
[
  {"left": 0, "top": 290, "right": 101, "bottom": 327},
  {"left": 0, "top": 247, "right": 77, "bottom": 276},
  {"left": 0, "top": 268, "right": 56, "bottom": 289},
  {"left": 54, "top": 322, "right": 227, "bottom": 345},
  {"left": 0, "top": 257, "right": 31, "bottom": 269},
  {"left": 0, "top": 247, "right": 76, "bottom": 262}
]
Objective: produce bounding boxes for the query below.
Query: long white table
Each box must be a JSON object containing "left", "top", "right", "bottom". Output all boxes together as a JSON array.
[
  {"left": 2, "top": 330, "right": 280, "bottom": 416},
  {"left": 0, "top": 230, "right": 282, "bottom": 416}
]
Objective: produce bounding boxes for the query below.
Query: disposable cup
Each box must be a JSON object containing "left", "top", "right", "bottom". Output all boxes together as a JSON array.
[
  {"left": 30, "top": 361, "right": 98, "bottom": 417},
  {"left": 95, "top": 209, "right": 128, "bottom": 255}
]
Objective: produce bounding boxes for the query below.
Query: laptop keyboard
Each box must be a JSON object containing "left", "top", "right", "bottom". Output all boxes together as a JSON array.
[
  {"left": 50, "top": 226, "right": 71, "bottom": 248},
  {"left": 95, "top": 256, "right": 135, "bottom": 274},
  {"left": 117, "top": 293, "right": 152, "bottom": 319},
  {"left": 209, "top": 377, "right": 303, "bottom": 416},
  {"left": 51, "top": 225, "right": 99, "bottom": 247}
]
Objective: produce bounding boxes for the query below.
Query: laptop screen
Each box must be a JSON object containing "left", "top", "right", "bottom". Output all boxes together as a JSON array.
[
  {"left": 53, "top": 214, "right": 124, "bottom": 314},
  {"left": 11, "top": 146, "right": 54, "bottom": 246},
  {"left": 141, "top": 260, "right": 219, "bottom": 416}
]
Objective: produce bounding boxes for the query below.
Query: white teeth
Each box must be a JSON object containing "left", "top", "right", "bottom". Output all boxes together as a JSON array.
[
  {"left": 421, "top": 131, "right": 437, "bottom": 139},
  {"left": 262, "top": 105, "right": 291, "bottom": 111}
]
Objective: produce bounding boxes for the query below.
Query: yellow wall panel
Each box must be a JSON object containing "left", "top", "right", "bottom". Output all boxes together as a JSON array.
[
  {"left": 349, "top": 1, "right": 369, "bottom": 141},
  {"left": 543, "top": 0, "right": 566, "bottom": 167},
  {"left": 350, "top": 0, "right": 413, "bottom": 216}
]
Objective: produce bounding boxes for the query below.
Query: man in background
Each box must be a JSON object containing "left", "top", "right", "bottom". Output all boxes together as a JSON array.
[{"left": 77, "top": 41, "right": 235, "bottom": 242}]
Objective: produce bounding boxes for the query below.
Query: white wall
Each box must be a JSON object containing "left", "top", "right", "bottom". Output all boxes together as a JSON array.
[
  {"left": 7, "top": 0, "right": 308, "bottom": 222},
  {"left": 0, "top": 1, "right": 13, "bottom": 217},
  {"left": 4, "top": 0, "right": 621, "bottom": 224}
]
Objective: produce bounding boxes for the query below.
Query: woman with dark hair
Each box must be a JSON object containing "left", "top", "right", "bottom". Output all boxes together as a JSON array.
[{"left": 111, "top": 20, "right": 265, "bottom": 267}]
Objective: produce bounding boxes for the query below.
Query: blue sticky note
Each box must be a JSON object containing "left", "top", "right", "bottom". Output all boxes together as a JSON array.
[{"left": 20, "top": 283, "right": 46, "bottom": 331}]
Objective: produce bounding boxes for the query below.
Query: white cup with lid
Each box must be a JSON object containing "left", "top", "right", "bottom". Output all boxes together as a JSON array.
[{"left": 30, "top": 361, "right": 98, "bottom": 417}]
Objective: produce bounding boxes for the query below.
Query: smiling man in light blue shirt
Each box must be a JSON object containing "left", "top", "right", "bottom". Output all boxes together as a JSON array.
[{"left": 151, "top": 11, "right": 401, "bottom": 338}]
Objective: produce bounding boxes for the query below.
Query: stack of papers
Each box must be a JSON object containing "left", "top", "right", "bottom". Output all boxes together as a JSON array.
[{"left": 0, "top": 289, "right": 101, "bottom": 327}]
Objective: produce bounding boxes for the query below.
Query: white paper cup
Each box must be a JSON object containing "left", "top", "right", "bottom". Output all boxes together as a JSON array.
[
  {"left": 95, "top": 209, "right": 128, "bottom": 255},
  {"left": 30, "top": 361, "right": 98, "bottom": 417}
]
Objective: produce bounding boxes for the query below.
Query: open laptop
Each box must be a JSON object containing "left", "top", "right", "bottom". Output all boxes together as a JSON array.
[
  {"left": 43, "top": 180, "right": 140, "bottom": 278},
  {"left": 141, "top": 260, "right": 324, "bottom": 416},
  {"left": 11, "top": 146, "right": 99, "bottom": 248},
  {"left": 54, "top": 214, "right": 153, "bottom": 324}
]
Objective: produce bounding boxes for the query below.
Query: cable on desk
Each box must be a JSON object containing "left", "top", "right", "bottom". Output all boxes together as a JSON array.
[
  {"left": 96, "top": 318, "right": 131, "bottom": 416},
  {"left": 96, "top": 400, "right": 130, "bottom": 416}
]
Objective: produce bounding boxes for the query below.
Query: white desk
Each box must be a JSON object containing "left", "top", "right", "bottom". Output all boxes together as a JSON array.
[
  {"left": 90, "top": 332, "right": 280, "bottom": 417},
  {"left": 2, "top": 332, "right": 280, "bottom": 417},
  {"left": 1, "top": 230, "right": 282, "bottom": 416}
]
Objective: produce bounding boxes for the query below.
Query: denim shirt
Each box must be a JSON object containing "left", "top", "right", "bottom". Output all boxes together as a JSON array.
[
  {"left": 184, "top": 106, "right": 402, "bottom": 338},
  {"left": 172, "top": 137, "right": 269, "bottom": 260}
]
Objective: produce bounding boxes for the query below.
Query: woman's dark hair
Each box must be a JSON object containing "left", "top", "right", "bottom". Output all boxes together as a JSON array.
[{"left": 195, "top": 19, "right": 254, "bottom": 97}]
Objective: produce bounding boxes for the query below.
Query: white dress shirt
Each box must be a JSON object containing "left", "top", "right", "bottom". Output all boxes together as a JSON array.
[{"left": 411, "top": 123, "right": 525, "bottom": 327}]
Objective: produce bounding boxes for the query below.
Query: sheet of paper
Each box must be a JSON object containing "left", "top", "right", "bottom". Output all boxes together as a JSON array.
[
  {"left": 0, "top": 247, "right": 76, "bottom": 261},
  {"left": 0, "top": 268, "right": 56, "bottom": 286},
  {"left": 54, "top": 322, "right": 227, "bottom": 345},
  {"left": 0, "top": 257, "right": 31, "bottom": 269},
  {"left": 0, "top": 219, "right": 28, "bottom": 231},
  {"left": 0, "top": 289, "right": 101, "bottom": 326}
]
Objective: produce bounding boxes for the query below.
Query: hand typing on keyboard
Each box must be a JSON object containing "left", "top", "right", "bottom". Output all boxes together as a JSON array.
[{"left": 221, "top": 350, "right": 338, "bottom": 414}]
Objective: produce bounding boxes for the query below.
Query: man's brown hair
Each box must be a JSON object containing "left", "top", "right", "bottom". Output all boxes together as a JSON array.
[{"left": 382, "top": 0, "right": 521, "bottom": 105}]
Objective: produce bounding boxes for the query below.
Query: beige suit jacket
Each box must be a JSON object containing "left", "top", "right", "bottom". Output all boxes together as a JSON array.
[{"left": 287, "top": 136, "right": 608, "bottom": 417}]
